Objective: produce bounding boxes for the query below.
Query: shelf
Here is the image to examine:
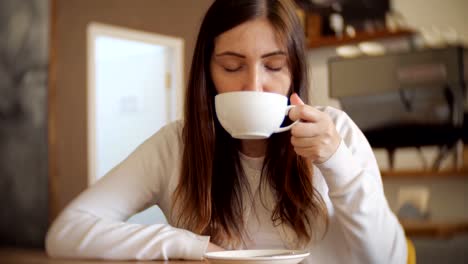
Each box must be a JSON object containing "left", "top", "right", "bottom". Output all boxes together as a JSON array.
[
  {"left": 381, "top": 169, "right": 468, "bottom": 179},
  {"left": 401, "top": 219, "right": 468, "bottom": 239},
  {"left": 307, "top": 29, "right": 414, "bottom": 49}
]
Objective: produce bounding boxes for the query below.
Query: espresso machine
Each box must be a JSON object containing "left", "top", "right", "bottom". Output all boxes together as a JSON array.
[{"left": 328, "top": 46, "right": 467, "bottom": 170}]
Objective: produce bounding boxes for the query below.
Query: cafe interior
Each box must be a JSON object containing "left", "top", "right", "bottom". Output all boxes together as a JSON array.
[{"left": 1, "top": 0, "right": 467, "bottom": 263}]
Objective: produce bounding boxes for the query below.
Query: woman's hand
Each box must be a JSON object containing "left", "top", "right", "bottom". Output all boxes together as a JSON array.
[
  {"left": 206, "top": 242, "right": 224, "bottom": 252},
  {"left": 288, "top": 93, "right": 341, "bottom": 164}
]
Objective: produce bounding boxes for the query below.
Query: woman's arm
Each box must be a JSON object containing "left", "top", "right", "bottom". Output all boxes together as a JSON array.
[
  {"left": 314, "top": 108, "right": 407, "bottom": 263},
  {"left": 45, "top": 122, "right": 210, "bottom": 260},
  {"left": 288, "top": 95, "right": 406, "bottom": 263}
]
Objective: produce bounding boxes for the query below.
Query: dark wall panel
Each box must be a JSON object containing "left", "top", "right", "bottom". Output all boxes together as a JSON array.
[{"left": 0, "top": 0, "right": 49, "bottom": 247}]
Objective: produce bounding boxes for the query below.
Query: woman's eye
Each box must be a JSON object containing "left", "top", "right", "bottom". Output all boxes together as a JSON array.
[
  {"left": 265, "top": 65, "right": 283, "bottom": 72},
  {"left": 223, "top": 66, "right": 242, "bottom": 72}
]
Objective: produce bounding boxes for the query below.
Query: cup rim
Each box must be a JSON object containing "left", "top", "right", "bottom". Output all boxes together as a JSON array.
[{"left": 215, "top": 91, "right": 288, "bottom": 98}]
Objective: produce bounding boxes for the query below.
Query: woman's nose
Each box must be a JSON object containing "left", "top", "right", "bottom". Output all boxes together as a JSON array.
[{"left": 242, "top": 67, "right": 263, "bottom": 92}]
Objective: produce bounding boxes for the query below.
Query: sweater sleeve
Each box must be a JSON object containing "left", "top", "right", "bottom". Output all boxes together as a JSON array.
[
  {"left": 45, "top": 122, "right": 210, "bottom": 260},
  {"left": 315, "top": 108, "right": 407, "bottom": 264}
]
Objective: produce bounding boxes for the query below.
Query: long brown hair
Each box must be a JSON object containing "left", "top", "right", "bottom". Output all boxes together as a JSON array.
[{"left": 173, "top": 0, "right": 327, "bottom": 248}]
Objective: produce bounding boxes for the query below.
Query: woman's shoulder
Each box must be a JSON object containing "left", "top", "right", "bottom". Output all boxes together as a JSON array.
[
  {"left": 158, "top": 119, "right": 184, "bottom": 137},
  {"left": 149, "top": 120, "right": 183, "bottom": 140},
  {"left": 139, "top": 120, "right": 185, "bottom": 156}
]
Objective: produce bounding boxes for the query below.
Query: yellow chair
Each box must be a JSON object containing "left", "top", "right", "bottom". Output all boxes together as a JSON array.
[{"left": 406, "top": 237, "right": 416, "bottom": 264}]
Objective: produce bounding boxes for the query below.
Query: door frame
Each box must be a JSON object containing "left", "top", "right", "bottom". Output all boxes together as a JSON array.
[{"left": 86, "top": 22, "right": 184, "bottom": 185}]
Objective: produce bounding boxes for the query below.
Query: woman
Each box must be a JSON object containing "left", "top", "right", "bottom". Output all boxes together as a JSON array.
[{"left": 46, "top": 0, "right": 407, "bottom": 263}]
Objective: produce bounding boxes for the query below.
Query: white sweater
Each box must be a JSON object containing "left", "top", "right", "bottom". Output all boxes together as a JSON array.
[{"left": 46, "top": 107, "right": 407, "bottom": 263}]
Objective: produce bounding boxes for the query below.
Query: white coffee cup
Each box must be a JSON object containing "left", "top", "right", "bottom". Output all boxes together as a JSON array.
[{"left": 214, "top": 91, "right": 298, "bottom": 139}]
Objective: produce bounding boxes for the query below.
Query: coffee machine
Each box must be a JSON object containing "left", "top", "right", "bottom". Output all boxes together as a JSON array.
[{"left": 328, "top": 46, "right": 467, "bottom": 169}]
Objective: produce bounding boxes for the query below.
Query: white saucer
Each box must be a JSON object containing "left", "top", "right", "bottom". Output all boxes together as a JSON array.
[{"left": 204, "top": 249, "right": 310, "bottom": 264}]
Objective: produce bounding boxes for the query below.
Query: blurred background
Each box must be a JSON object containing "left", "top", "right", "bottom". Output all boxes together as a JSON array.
[{"left": 0, "top": 0, "right": 467, "bottom": 263}]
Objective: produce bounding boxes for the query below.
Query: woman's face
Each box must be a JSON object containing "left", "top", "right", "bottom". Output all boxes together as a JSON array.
[{"left": 210, "top": 18, "right": 291, "bottom": 96}]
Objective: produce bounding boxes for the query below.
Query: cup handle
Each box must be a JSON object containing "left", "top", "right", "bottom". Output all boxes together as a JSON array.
[{"left": 274, "top": 105, "right": 299, "bottom": 133}]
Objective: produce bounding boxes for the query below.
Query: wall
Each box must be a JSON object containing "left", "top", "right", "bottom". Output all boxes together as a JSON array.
[
  {"left": 0, "top": 0, "right": 49, "bottom": 247},
  {"left": 51, "top": 0, "right": 214, "bottom": 220},
  {"left": 392, "top": 0, "right": 468, "bottom": 44}
]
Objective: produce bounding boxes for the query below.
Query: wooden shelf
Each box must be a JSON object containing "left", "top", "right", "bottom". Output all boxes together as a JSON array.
[
  {"left": 382, "top": 169, "right": 468, "bottom": 179},
  {"left": 307, "top": 29, "right": 414, "bottom": 49},
  {"left": 401, "top": 219, "right": 468, "bottom": 239}
]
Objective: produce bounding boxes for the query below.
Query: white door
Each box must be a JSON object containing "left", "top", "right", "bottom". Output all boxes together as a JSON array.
[{"left": 87, "top": 23, "right": 184, "bottom": 224}]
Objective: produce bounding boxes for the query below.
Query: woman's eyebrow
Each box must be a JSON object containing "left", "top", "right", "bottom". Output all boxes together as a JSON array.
[
  {"left": 215, "top": 51, "right": 245, "bottom": 58},
  {"left": 260, "top": 51, "right": 286, "bottom": 58},
  {"left": 214, "top": 50, "right": 286, "bottom": 58}
]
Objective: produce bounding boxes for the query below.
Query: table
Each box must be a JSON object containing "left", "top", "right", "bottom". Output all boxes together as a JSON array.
[{"left": 0, "top": 248, "right": 207, "bottom": 263}]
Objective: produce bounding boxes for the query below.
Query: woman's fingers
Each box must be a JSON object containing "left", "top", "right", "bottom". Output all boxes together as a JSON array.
[
  {"left": 289, "top": 104, "right": 323, "bottom": 123},
  {"left": 291, "top": 121, "right": 321, "bottom": 138},
  {"left": 292, "top": 146, "right": 322, "bottom": 161},
  {"left": 288, "top": 94, "right": 341, "bottom": 163},
  {"left": 291, "top": 135, "right": 326, "bottom": 148}
]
